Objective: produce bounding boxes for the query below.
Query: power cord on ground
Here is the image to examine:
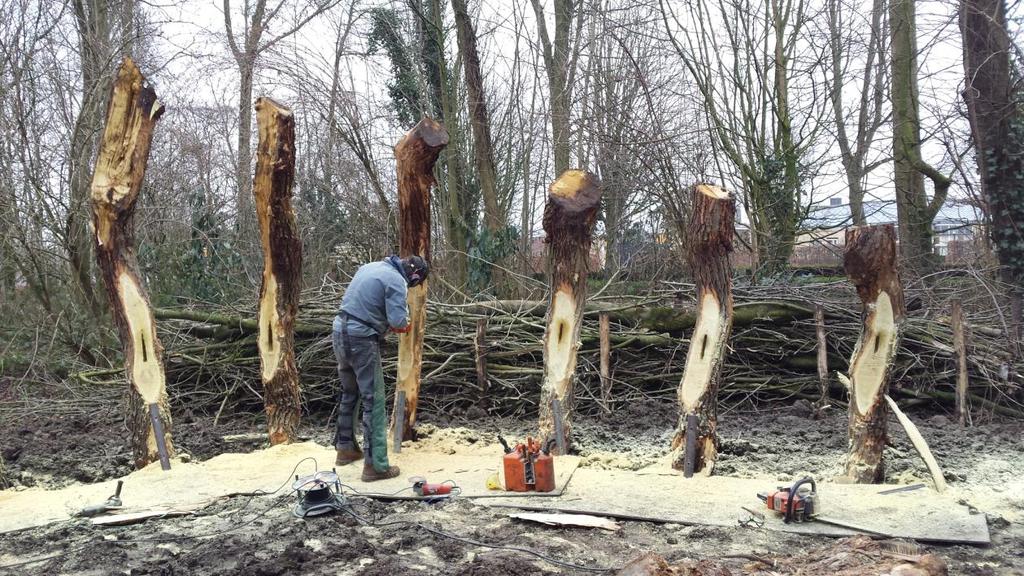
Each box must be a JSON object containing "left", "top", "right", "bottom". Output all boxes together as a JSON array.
[
  {"left": 336, "top": 486, "right": 616, "bottom": 573},
  {"left": 0, "top": 457, "right": 619, "bottom": 574}
]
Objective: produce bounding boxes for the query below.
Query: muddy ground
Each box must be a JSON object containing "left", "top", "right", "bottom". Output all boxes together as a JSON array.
[{"left": 1, "top": 397, "right": 1022, "bottom": 575}]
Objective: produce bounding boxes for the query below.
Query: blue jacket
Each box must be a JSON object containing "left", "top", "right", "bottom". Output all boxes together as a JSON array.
[{"left": 333, "top": 257, "right": 410, "bottom": 337}]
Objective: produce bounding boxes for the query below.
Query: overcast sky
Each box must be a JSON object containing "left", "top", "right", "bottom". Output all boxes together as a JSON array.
[{"left": 145, "top": 0, "right": 984, "bottom": 231}]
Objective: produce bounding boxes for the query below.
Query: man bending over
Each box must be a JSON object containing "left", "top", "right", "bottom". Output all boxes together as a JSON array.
[{"left": 332, "top": 254, "right": 429, "bottom": 481}]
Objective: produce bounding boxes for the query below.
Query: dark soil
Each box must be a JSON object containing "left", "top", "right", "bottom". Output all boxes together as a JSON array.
[{"left": 1, "top": 398, "right": 1022, "bottom": 575}]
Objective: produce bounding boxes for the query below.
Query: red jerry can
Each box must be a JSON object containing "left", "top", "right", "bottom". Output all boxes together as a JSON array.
[
  {"left": 534, "top": 452, "right": 555, "bottom": 492},
  {"left": 503, "top": 451, "right": 528, "bottom": 492}
]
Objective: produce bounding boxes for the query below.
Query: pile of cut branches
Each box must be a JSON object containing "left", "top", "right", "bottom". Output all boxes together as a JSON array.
[{"left": 71, "top": 276, "right": 1024, "bottom": 421}]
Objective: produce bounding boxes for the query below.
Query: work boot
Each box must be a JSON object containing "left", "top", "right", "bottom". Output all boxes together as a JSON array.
[
  {"left": 361, "top": 463, "right": 401, "bottom": 482},
  {"left": 335, "top": 448, "right": 363, "bottom": 466}
]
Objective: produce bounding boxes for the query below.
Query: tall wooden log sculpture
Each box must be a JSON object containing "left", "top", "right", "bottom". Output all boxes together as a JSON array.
[
  {"left": 394, "top": 118, "right": 449, "bottom": 440},
  {"left": 844, "top": 224, "right": 904, "bottom": 483},
  {"left": 538, "top": 170, "right": 602, "bottom": 452},
  {"left": 90, "top": 58, "right": 173, "bottom": 469},
  {"left": 253, "top": 97, "right": 302, "bottom": 445},
  {"left": 671, "top": 184, "right": 735, "bottom": 475}
]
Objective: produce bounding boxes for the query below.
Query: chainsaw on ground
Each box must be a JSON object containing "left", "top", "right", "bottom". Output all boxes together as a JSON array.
[
  {"left": 754, "top": 476, "right": 896, "bottom": 536},
  {"left": 757, "top": 476, "right": 816, "bottom": 523},
  {"left": 498, "top": 435, "right": 556, "bottom": 492}
]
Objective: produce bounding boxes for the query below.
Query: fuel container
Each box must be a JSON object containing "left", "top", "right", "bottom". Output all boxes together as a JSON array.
[
  {"left": 534, "top": 452, "right": 555, "bottom": 492},
  {"left": 503, "top": 452, "right": 528, "bottom": 491}
]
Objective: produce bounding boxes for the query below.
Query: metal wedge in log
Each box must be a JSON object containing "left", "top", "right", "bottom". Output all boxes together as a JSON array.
[
  {"left": 252, "top": 97, "right": 302, "bottom": 445},
  {"left": 671, "top": 184, "right": 735, "bottom": 475},
  {"left": 844, "top": 224, "right": 905, "bottom": 482},
  {"left": 537, "top": 170, "right": 602, "bottom": 453},
  {"left": 393, "top": 117, "right": 449, "bottom": 441},
  {"left": 90, "top": 58, "right": 173, "bottom": 469}
]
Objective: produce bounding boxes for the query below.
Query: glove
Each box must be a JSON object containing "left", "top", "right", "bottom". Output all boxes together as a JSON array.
[{"left": 390, "top": 325, "right": 412, "bottom": 334}]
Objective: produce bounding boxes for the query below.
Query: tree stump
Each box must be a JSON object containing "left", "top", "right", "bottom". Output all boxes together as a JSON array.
[
  {"left": 844, "top": 224, "right": 905, "bottom": 482},
  {"left": 90, "top": 58, "right": 173, "bottom": 469},
  {"left": 671, "top": 184, "right": 735, "bottom": 474},
  {"left": 538, "top": 170, "right": 602, "bottom": 452},
  {"left": 252, "top": 97, "right": 302, "bottom": 445},
  {"left": 394, "top": 117, "right": 449, "bottom": 440}
]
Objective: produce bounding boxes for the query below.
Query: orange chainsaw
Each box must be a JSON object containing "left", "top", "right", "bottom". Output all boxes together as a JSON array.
[{"left": 757, "top": 476, "right": 816, "bottom": 523}]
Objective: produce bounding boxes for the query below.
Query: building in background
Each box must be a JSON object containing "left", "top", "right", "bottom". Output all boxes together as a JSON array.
[{"left": 793, "top": 198, "right": 984, "bottom": 268}]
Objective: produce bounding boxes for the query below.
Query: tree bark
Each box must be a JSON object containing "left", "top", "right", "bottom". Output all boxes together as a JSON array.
[
  {"left": 90, "top": 58, "right": 173, "bottom": 469},
  {"left": 951, "top": 300, "right": 969, "bottom": 426},
  {"left": 538, "top": 170, "right": 602, "bottom": 452},
  {"left": 451, "top": 0, "right": 506, "bottom": 293},
  {"left": 70, "top": 0, "right": 122, "bottom": 320},
  {"left": 475, "top": 317, "right": 489, "bottom": 399},
  {"left": 252, "top": 97, "right": 302, "bottom": 445},
  {"left": 599, "top": 312, "right": 612, "bottom": 412},
  {"left": 828, "top": 0, "right": 888, "bottom": 227},
  {"left": 394, "top": 117, "right": 449, "bottom": 440},
  {"left": 890, "top": 0, "right": 950, "bottom": 276},
  {"left": 816, "top": 304, "right": 829, "bottom": 412},
  {"left": 530, "top": 0, "right": 581, "bottom": 175},
  {"left": 418, "top": 0, "right": 472, "bottom": 290},
  {"left": 844, "top": 224, "right": 904, "bottom": 483},
  {"left": 671, "top": 185, "right": 735, "bottom": 474},
  {"left": 959, "top": 0, "right": 1024, "bottom": 289}
]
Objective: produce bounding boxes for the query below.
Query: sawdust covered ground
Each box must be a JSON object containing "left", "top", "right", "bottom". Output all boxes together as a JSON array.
[{"left": 1, "top": 398, "right": 1022, "bottom": 575}]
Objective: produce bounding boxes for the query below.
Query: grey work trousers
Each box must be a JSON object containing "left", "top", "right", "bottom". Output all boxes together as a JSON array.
[{"left": 331, "top": 329, "right": 390, "bottom": 471}]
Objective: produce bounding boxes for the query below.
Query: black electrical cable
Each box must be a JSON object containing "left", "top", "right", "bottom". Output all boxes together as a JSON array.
[
  {"left": 338, "top": 496, "right": 617, "bottom": 573},
  {"left": 0, "top": 457, "right": 619, "bottom": 574},
  {"left": 0, "top": 458, "right": 320, "bottom": 570}
]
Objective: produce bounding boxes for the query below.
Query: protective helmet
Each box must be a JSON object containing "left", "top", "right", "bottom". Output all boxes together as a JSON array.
[{"left": 402, "top": 255, "right": 430, "bottom": 287}]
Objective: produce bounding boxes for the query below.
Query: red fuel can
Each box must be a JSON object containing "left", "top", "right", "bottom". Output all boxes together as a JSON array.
[
  {"left": 534, "top": 452, "right": 555, "bottom": 492},
  {"left": 503, "top": 451, "right": 528, "bottom": 491}
]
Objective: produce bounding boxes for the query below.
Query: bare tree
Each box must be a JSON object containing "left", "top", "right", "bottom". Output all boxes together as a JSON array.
[
  {"left": 68, "top": 0, "right": 135, "bottom": 319},
  {"left": 451, "top": 0, "right": 508, "bottom": 292},
  {"left": 825, "top": 0, "right": 890, "bottom": 225},
  {"left": 221, "top": 0, "right": 340, "bottom": 234},
  {"left": 661, "top": 0, "right": 828, "bottom": 278},
  {"left": 889, "top": 0, "right": 953, "bottom": 275},
  {"left": 530, "top": 0, "right": 586, "bottom": 176},
  {"left": 960, "top": 0, "right": 1024, "bottom": 288}
]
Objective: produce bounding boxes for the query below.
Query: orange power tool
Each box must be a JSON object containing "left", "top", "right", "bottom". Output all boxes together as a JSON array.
[{"left": 757, "top": 476, "right": 817, "bottom": 523}]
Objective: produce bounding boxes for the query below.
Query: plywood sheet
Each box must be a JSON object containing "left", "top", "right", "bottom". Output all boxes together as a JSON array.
[
  {"left": 0, "top": 442, "right": 579, "bottom": 534},
  {"left": 481, "top": 469, "right": 990, "bottom": 545}
]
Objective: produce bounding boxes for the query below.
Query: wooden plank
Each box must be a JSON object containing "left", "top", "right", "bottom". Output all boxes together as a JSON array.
[
  {"left": 91, "top": 507, "right": 200, "bottom": 526},
  {"left": 480, "top": 469, "right": 989, "bottom": 545},
  {"left": 0, "top": 442, "right": 579, "bottom": 534},
  {"left": 509, "top": 512, "right": 620, "bottom": 531},
  {"left": 885, "top": 395, "right": 947, "bottom": 492}
]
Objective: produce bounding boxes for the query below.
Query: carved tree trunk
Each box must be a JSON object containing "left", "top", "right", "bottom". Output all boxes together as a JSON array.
[
  {"left": 844, "top": 224, "right": 905, "bottom": 483},
  {"left": 90, "top": 58, "right": 173, "bottom": 469},
  {"left": 537, "top": 170, "right": 602, "bottom": 452},
  {"left": 394, "top": 118, "right": 449, "bottom": 440},
  {"left": 252, "top": 97, "right": 302, "bottom": 445},
  {"left": 671, "top": 185, "right": 735, "bottom": 474}
]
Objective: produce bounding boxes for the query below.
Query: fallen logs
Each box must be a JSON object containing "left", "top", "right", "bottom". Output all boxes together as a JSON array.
[{"left": 71, "top": 284, "right": 1023, "bottom": 423}]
